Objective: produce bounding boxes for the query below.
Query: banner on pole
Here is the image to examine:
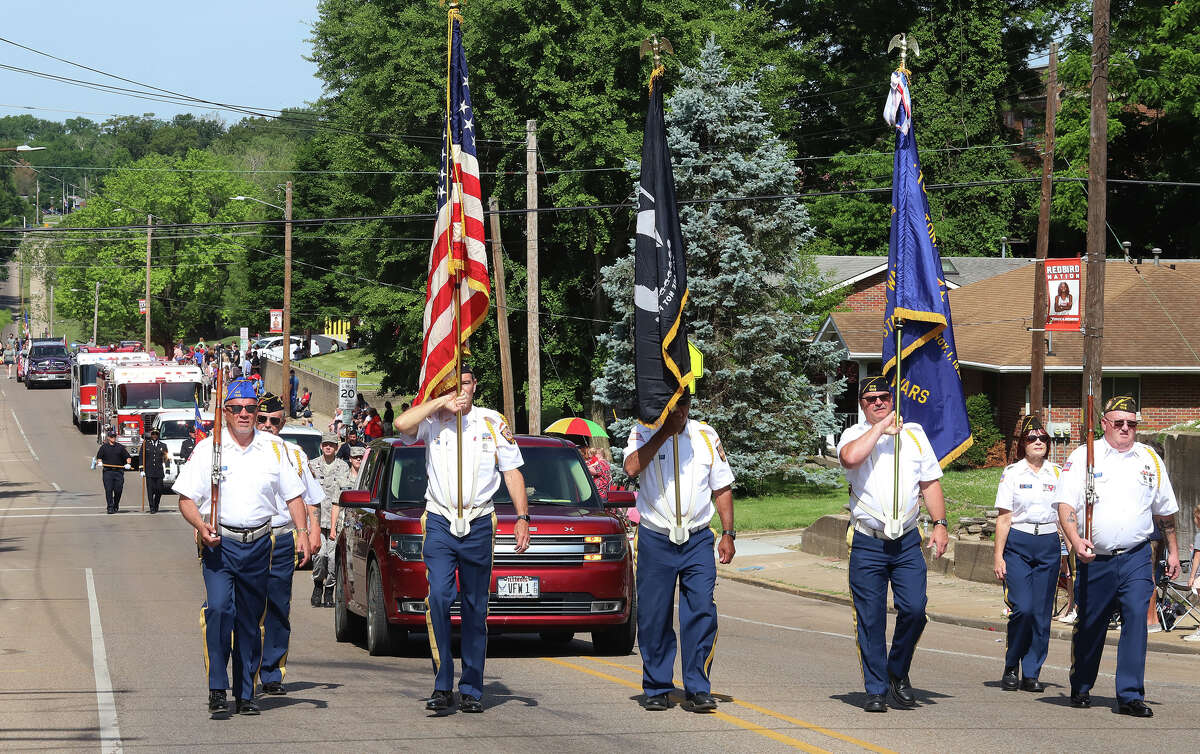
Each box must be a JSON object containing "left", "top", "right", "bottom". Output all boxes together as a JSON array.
[
  {"left": 1045, "top": 257, "right": 1082, "bottom": 332},
  {"left": 269, "top": 309, "right": 283, "bottom": 334},
  {"left": 137, "top": 298, "right": 147, "bottom": 315}
]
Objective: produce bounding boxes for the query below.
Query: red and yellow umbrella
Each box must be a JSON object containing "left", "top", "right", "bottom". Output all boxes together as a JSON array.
[{"left": 544, "top": 417, "right": 609, "bottom": 439}]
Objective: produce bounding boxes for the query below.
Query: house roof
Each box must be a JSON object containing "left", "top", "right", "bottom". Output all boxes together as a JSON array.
[
  {"left": 816, "top": 255, "right": 1034, "bottom": 293},
  {"left": 822, "top": 260, "right": 1200, "bottom": 372}
]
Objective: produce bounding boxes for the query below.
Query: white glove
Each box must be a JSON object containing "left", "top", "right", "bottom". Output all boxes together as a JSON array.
[{"left": 140, "top": 471, "right": 145, "bottom": 478}]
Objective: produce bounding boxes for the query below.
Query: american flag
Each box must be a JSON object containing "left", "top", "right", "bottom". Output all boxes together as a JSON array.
[
  {"left": 193, "top": 398, "right": 207, "bottom": 441},
  {"left": 415, "top": 12, "right": 490, "bottom": 405}
]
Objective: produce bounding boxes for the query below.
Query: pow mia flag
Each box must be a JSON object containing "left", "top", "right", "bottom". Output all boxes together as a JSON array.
[{"left": 633, "top": 71, "right": 694, "bottom": 428}]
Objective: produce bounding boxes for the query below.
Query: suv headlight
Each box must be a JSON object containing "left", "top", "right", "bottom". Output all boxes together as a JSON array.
[
  {"left": 583, "top": 534, "right": 627, "bottom": 561},
  {"left": 389, "top": 534, "right": 423, "bottom": 561}
]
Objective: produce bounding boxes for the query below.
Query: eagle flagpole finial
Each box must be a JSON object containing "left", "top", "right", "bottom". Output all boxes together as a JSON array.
[
  {"left": 887, "top": 33, "right": 921, "bottom": 76},
  {"left": 640, "top": 34, "right": 675, "bottom": 93}
]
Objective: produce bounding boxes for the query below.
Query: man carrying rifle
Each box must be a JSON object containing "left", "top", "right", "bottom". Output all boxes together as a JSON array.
[
  {"left": 175, "top": 379, "right": 314, "bottom": 716},
  {"left": 1054, "top": 395, "right": 1179, "bottom": 717}
]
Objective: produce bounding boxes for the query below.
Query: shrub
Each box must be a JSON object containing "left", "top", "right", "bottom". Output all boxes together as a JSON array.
[{"left": 955, "top": 393, "right": 1003, "bottom": 469}]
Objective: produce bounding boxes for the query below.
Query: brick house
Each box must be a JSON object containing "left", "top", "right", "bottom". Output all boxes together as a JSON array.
[
  {"left": 817, "top": 259, "right": 1200, "bottom": 465},
  {"left": 817, "top": 255, "right": 1033, "bottom": 313}
]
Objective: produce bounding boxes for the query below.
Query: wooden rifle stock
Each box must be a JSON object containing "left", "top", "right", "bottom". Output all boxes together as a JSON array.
[{"left": 210, "top": 349, "right": 224, "bottom": 535}]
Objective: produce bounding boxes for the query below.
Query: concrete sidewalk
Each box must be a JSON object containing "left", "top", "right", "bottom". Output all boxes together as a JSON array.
[{"left": 719, "top": 529, "right": 1200, "bottom": 655}]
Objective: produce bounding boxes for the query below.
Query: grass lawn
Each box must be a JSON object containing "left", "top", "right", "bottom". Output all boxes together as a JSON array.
[
  {"left": 0, "top": 308, "right": 11, "bottom": 331},
  {"left": 294, "top": 349, "right": 389, "bottom": 390},
  {"left": 730, "top": 465, "right": 1004, "bottom": 533}
]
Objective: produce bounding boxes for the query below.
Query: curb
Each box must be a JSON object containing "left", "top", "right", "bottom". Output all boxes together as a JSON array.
[{"left": 717, "top": 567, "right": 1200, "bottom": 656}]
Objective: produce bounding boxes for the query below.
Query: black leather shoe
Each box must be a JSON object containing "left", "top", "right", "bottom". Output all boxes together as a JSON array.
[
  {"left": 426, "top": 690, "right": 453, "bottom": 711},
  {"left": 234, "top": 698, "right": 260, "bottom": 715},
  {"left": 323, "top": 585, "right": 335, "bottom": 608},
  {"left": 684, "top": 691, "right": 717, "bottom": 713},
  {"left": 208, "top": 689, "right": 228, "bottom": 713},
  {"left": 311, "top": 583, "right": 323, "bottom": 607},
  {"left": 1020, "top": 677, "right": 1045, "bottom": 693},
  {"left": 262, "top": 681, "right": 286, "bottom": 696},
  {"left": 1001, "top": 667, "right": 1020, "bottom": 691},
  {"left": 1070, "top": 692, "right": 1092, "bottom": 708},
  {"left": 459, "top": 694, "right": 483, "bottom": 713},
  {"left": 863, "top": 694, "right": 887, "bottom": 713},
  {"left": 888, "top": 675, "right": 916, "bottom": 707},
  {"left": 1117, "top": 700, "right": 1153, "bottom": 718},
  {"left": 642, "top": 693, "right": 670, "bottom": 711}
]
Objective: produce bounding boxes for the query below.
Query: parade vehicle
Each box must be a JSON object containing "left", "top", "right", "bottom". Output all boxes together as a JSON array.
[
  {"left": 24, "top": 342, "right": 72, "bottom": 389},
  {"left": 16, "top": 337, "right": 66, "bottom": 383},
  {"left": 71, "top": 351, "right": 155, "bottom": 431},
  {"left": 333, "top": 435, "right": 637, "bottom": 656},
  {"left": 94, "top": 361, "right": 204, "bottom": 466},
  {"left": 279, "top": 424, "right": 324, "bottom": 461},
  {"left": 146, "top": 409, "right": 214, "bottom": 485}
]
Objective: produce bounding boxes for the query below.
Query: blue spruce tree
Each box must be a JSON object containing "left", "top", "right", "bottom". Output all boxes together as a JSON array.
[{"left": 594, "top": 39, "right": 844, "bottom": 494}]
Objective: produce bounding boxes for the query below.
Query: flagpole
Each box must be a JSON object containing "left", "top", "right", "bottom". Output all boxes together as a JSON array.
[
  {"left": 445, "top": 2, "right": 466, "bottom": 536},
  {"left": 891, "top": 317, "right": 903, "bottom": 539}
]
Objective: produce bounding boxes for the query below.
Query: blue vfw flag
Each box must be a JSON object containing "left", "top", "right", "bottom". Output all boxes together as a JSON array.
[{"left": 880, "top": 71, "right": 973, "bottom": 466}]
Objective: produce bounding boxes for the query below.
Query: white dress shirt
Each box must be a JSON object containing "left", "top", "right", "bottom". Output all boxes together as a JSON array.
[
  {"left": 1054, "top": 438, "right": 1178, "bottom": 552},
  {"left": 994, "top": 459, "right": 1061, "bottom": 525},
  {"left": 270, "top": 439, "right": 325, "bottom": 527},
  {"left": 624, "top": 420, "right": 734, "bottom": 533},
  {"left": 838, "top": 421, "right": 942, "bottom": 534},
  {"left": 398, "top": 406, "right": 522, "bottom": 523},
  {"left": 173, "top": 428, "right": 306, "bottom": 529}
]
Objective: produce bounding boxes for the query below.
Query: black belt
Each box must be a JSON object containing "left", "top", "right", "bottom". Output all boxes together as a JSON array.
[{"left": 1092, "top": 541, "right": 1147, "bottom": 558}]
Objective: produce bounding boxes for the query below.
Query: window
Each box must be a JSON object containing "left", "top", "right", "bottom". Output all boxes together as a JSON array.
[
  {"left": 494, "top": 447, "right": 600, "bottom": 508},
  {"left": 387, "top": 448, "right": 428, "bottom": 509},
  {"left": 78, "top": 364, "right": 100, "bottom": 385},
  {"left": 161, "top": 383, "right": 200, "bottom": 409},
  {"left": 120, "top": 384, "right": 160, "bottom": 409},
  {"left": 30, "top": 345, "right": 68, "bottom": 358}
]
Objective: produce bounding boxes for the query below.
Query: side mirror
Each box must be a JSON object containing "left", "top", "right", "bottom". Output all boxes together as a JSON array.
[
  {"left": 339, "top": 489, "right": 377, "bottom": 508},
  {"left": 603, "top": 489, "right": 636, "bottom": 508}
]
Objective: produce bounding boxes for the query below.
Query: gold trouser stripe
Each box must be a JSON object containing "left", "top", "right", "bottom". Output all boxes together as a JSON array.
[
  {"left": 421, "top": 511, "right": 439, "bottom": 673},
  {"left": 199, "top": 604, "right": 210, "bottom": 677},
  {"left": 253, "top": 534, "right": 276, "bottom": 693},
  {"left": 845, "top": 525, "right": 867, "bottom": 687},
  {"left": 703, "top": 624, "right": 719, "bottom": 679}
]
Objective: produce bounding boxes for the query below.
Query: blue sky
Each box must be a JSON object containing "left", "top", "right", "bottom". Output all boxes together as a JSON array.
[{"left": 0, "top": 1, "right": 324, "bottom": 124}]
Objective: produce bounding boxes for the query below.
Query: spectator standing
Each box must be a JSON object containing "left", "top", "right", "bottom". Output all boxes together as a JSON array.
[
  {"left": 382, "top": 401, "right": 395, "bottom": 436},
  {"left": 288, "top": 369, "right": 299, "bottom": 417},
  {"left": 363, "top": 408, "right": 383, "bottom": 439},
  {"left": 585, "top": 447, "right": 612, "bottom": 504},
  {"left": 242, "top": 352, "right": 252, "bottom": 379}
]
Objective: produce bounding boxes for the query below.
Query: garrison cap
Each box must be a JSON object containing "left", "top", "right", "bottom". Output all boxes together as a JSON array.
[
  {"left": 1019, "top": 415, "right": 1046, "bottom": 436},
  {"left": 858, "top": 375, "right": 892, "bottom": 399},
  {"left": 1103, "top": 395, "right": 1138, "bottom": 414},
  {"left": 225, "top": 379, "right": 258, "bottom": 402},
  {"left": 258, "top": 392, "right": 285, "bottom": 413},
  {"left": 321, "top": 433, "right": 339, "bottom": 445}
]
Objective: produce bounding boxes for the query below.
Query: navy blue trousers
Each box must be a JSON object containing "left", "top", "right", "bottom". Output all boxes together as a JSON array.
[
  {"left": 421, "top": 512, "right": 494, "bottom": 699},
  {"left": 102, "top": 469, "right": 124, "bottom": 512},
  {"left": 848, "top": 527, "right": 928, "bottom": 695},
  {"left": 1003, "top": 529, "right": 1060, "bottom": 678},
  {"left": 636, "top": 525, "right": 718, "bottom": 696},
  {"left": 200, "top": 534, "right": 272, "bottom": 699},
  {"left": 1071, "top": 540, "right": 1153, "bottom": 703},
  {"left": 259, "top": 529, "right": 296, "bottom": 687}
]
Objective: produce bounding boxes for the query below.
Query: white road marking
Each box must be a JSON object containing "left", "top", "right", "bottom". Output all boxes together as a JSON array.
[
  {"left": 9, "top": 409, "right": 39, "bottom": 461},
  {"left": 85, "top": 568, "right": 123, "bottom": 754},
  {"left": 52, "top": 482, "right": 61, "bottom": 491}
]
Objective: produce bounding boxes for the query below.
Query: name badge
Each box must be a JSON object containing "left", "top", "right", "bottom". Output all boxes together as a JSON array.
[{"left": 1018, "top": 483, "right": 1033, "bottom": 489}]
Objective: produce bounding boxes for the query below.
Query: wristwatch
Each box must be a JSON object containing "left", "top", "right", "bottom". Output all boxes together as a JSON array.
[
  {"left": 931, "top": 519, "right": 948, "bottom": 529},
  {"left": 516, "top": 514, "right": 531, "bottom": 522},
  {"left": 721, "top": 529, "right": 736, "bottom": 540}
]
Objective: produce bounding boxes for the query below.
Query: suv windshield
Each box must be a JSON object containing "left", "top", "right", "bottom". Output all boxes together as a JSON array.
[
  {"left": 386, "top": 445, "right": 599, "bottom": 509},
  {"left": 281, "top": 431, "right": 322, "bottom": 461},
  {"left": 30, "top": 345, "right": 68, "bottom": 358},
  {"left": 158, "top": 419, "right": 212, "bottom": 440}
]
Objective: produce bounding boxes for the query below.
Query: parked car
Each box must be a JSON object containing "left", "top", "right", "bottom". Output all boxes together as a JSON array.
[
  {"left": 24, "top": 342, "right": 72, "bottom": 388},
  {"left": 148, "top": 409, "right": 215, "bottom": 485},
  {"left": 333, "top": 435, "right": 636, "bottom": 656},
  {"left": 279, "top": 424, "right": 324, "bottom": 461}
]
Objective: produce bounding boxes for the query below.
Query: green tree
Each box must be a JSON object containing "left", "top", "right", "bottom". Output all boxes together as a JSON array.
[{"left": 595, "top": 41, "right": 844, "bottom": 493}]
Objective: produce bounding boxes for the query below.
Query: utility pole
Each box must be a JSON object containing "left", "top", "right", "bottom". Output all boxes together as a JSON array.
[
  {"left": 525, "top": 119, "right": 541, "bottom": 434},
  {"left": 1030, "top": 43, "right": 1058, "bottom": 424},
  {"left": 48, "top": 283, "right": 53, "bottom": 336},
  {"left": 35, "top": 178, "right": 39, "bottom": 226},
  {"left": 92, "top": 280, "right": 101, "bottom": 345},
  {"left": 281, "top": 181, "right": 293, "bottom": 407},
  {"left": 488, "top": 196, "right": 517, "bottom": 425},
  {"left": 1082, "top": 0, "right": 1111, "bottom": 432},
  {"left": 144, "top": 215, "right": 153, "bottom": 351}
]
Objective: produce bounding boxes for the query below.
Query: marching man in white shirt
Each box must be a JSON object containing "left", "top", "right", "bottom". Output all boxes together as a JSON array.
[
  {"left": 1054, "top": 395, "right": 1179, "bottom": 717},
  {"left": 623, "top": 390, "right": 735, "bottom": 713},
  {"left": 175, "top": 379, "right": 314, "bottom": 716}
]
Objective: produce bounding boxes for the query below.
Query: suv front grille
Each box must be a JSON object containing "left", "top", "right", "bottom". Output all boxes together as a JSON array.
[{"left": 493, "top": 534, "right": 614, "bottom": 566}]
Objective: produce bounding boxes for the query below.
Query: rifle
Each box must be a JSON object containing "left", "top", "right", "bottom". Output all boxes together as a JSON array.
[
  {"left": 1083, "top": 392, "right": 1096, "bottom": 555},
  {"left": 197, "top": 348, "right": 224, "bottom": 557}
]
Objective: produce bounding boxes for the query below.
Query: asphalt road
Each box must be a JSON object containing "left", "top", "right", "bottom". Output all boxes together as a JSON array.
[{"left": 3, "top": 369, "right": 1200, "bottom": 752}]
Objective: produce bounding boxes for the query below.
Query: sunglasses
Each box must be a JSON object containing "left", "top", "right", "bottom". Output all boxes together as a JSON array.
[
  {"left": 1024, "top": 434, "right": 1049, "bottom": 443},
  {"left": 861, "top": 394, "right": 891, "bottom": 405},
  {"left": 1108, "top": 419, "right": 1138, "bottom": 429},
  {"left": 256, "top": 415, "right": 284, "bottom": 427},
  {"left": 224, "top": 404, "right": 259, "bottom": 414}
]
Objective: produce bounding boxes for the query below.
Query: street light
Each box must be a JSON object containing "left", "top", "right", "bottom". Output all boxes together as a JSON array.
[
  {"left": 232, "top": 185, "right": 293, "bottom": 406},
  {"left": 0, "top": 145, "right": 46, "bottom": 153}
]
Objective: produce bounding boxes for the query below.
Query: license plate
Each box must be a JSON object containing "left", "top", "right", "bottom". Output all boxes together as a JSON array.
[{"left": 497, "top": 575, "right": 539, "bottom": 599}]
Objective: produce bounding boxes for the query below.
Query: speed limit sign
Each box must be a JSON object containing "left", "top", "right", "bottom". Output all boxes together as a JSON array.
[{"left": 338, "top": 370, "right": 358, "bottom": 423}]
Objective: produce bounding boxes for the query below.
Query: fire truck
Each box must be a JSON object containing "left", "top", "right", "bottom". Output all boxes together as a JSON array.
[
  {"left": 94, "top": 361, "right": 204, "bottom": 466},
  {"left": 71, "top": 351, "right": 155, "bottom": 431}
]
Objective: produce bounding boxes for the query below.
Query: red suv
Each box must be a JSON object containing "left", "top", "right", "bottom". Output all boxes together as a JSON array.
[{"left": 333, "top": 435, "right": 636, "bottom": 656}]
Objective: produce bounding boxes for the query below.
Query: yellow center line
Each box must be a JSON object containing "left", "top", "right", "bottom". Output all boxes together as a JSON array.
[
  {"left": 583, "top": 656, "right": 897, "bottom": 754},
  {"left": 541, "top": 657, "right": 829, "bottom": 753}
]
